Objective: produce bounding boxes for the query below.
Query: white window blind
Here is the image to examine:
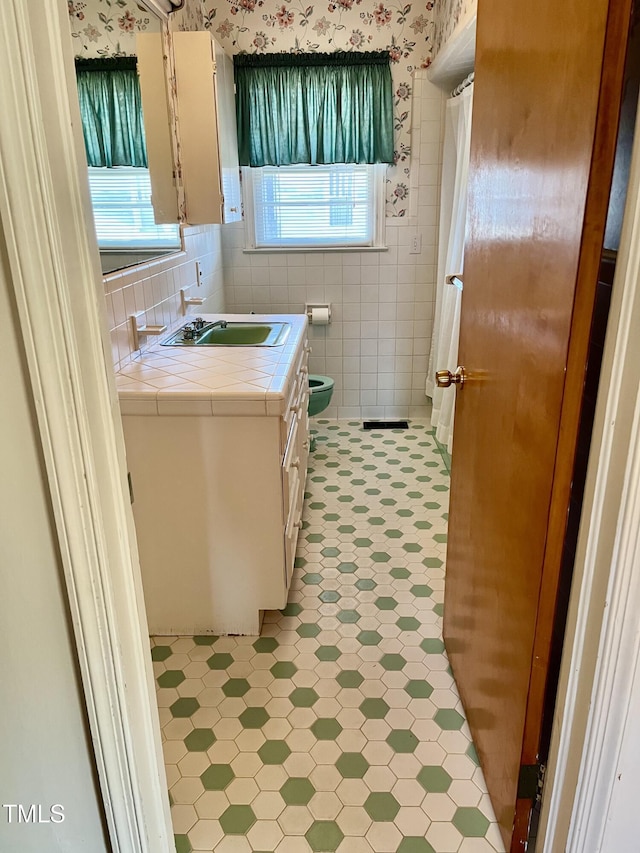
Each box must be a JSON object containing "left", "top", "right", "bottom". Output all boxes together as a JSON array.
[
  {"left": 87, "top": 166, "right": 180, "bottom": 250},
  {"left": 244, "top": 164, "right": 386, "bottom": 250}
]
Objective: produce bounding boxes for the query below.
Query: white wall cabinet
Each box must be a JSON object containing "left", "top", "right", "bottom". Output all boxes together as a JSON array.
[
  {"left": 137, "top": 32, "right": 241, "bottom": 226},
  {"left": 122, "top": 342, "right": 309, "bottom": 636},
  {"left": 172, "top": 32, "right": 242, "bottom": 225}
]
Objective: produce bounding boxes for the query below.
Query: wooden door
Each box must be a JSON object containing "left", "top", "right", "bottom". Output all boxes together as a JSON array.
[{"left": 442, "top": 1, "right": 631, "bottom": 849}]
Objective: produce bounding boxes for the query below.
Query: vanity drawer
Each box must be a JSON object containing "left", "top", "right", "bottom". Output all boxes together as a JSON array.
[{"left": 280, "top": 341, "right": 310, "bottom": 456}]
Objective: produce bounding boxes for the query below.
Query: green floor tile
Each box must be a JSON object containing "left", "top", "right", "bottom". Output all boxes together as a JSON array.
[
  {"left": 397, "top": 838, "right": 437, "bottom": 853},
  {"left": 151, "top": 645, "right": 172, "bottom": 662},
  {"left": 434, "top": 708, "right": 465, "bottom": 731},
  {"left": 420, "top": 638, "right": 445, "bottom": 654},
  {"left": 337, "top": 609, "right": 361, "bottom": 623},
  {"left": 311, "top": 718, "right": 343, "bottom": 740},
  {"left": 315, "top": 645, "right": 341, "bottom": 662},
  {"left": 297, "top": 623, "right": 321, "bottom": 638},
  {"left": 386, "top": 729, "right": 419, "bottom": 753},
  {"left": 184, "top": 728, "right": 215, "bottom": 752},
  {"left": 335, "top": 752, "right": 369, "bottom": 778},
  {"left": 258, "top": 740, "right": 291, "bottom": 765},
  {"left": 380, "top": 653, "right": 406, "bottom": 671},
  {"left": 157, "top": 670, "right": 185, "bottom": 688},
  {"left": 364, "top": 792, "right": 400, "bottom": 821},
  {"left": 239, "top": 707, "right": 270, "bottom": 729},
  {"left": 396, "top": 616, "right": 421, "bottom": 631},
  {"left": 357, "top": 630, "right": 383, "bottom": 646},
  {"left": 452, "top": 807, "right": 490, "bottom": 837},
  {"left": 174, "top": 834, "right": 192, "bottom": 853},
  {"left": 219, "top": 804, "right": 256, "bottom": 834},
  {"left": 280, "top": 777, "right": 315, "bottom": 805},
  {"left": 359, "top": 698, "right": 390, "bottom": 719},
  {"left": 289, "top": 687, "right": 319, "bottom": 707},
  {"left": 271, "top": 661, "right": 298, "bottom": 679},
  {"left": 170, "top": 698, "right": 199, "bottom": 718},
  {"left": 253, "top": 637, "right": 278, "bottom": 654},
  {"left": 336, "top": 670, "right": 364, "bottom": 689},
  {"left": 200, "top": 764, "right": 234, "bottom": 791},
  {"left": 222, "top": 678, "right": 250, "bottom": 697},
  {"left": 417, "top": 765, "right": 453, "bottom": 793},
  {"left": 305, "top": 820, "right": 344, "bottom": 852},
  {"left": 405, "top": 680, "right": 434, "bottom": 699},
  {"left": 207, "top": 652, "right": 234, "bottom": 670},
  {"left": 192, "top": 635, "right": 218, "bottom": 645}
]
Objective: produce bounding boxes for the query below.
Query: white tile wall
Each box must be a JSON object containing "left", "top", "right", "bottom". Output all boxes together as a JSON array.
[
  {"left": 222, "top": 73, "right": 445, "bottom": 420},
  {"left": 105, "top": 224, "right": 225, "bottom": 370}
]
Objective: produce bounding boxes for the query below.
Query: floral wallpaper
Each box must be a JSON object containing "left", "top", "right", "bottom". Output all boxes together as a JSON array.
[
  {"left": 198, "top": 0, "right": 436, "bottom": 216},
  {"left": 67, "top": 0, "right": 157, "bottom": 56},
  {"left": 431, "top": 0, "right": 475, "bottom": 57}
]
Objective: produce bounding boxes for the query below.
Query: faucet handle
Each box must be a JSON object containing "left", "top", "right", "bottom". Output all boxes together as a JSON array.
[{"left": 193, "top": 317, "right": 205, "bottom": 331}]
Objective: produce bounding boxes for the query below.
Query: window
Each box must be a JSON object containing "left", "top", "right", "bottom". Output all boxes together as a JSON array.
[
  {"left": 87, "top": 167, "right": 180, "bottom": 251},
  {"left": 243, "top": 163, "right": 386, "bottom": 250}
]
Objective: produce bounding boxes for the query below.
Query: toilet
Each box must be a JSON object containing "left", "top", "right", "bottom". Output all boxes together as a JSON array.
[
  {"left": 308, "top": 375, "right": 334, "bottom": 417},
  {"left": 307, "top": 375, "right": 334, "bottom": 450}
]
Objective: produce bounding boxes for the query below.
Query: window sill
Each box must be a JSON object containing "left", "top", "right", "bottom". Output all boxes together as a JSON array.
[{"left": 242, "top": 246, "right": 388, "bottom": 254}]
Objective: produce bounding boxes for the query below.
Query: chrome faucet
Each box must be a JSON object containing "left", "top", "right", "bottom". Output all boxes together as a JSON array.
[{"left": 181, "top": 318, "right": 227, "bottom": 342}]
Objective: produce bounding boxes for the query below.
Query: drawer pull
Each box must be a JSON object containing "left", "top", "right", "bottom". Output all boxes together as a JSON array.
[
  {"left": 302, "top": 441, "right": 309, "bottom": 450},
  {"left": 291, "top": 458, "right": 300, "bottom": 469},
  {"left": 293, "top": 519, "right": 302, "bottom": 529},
  {"left": 290, "top": 404, "right": 299, "bottom": 413}
]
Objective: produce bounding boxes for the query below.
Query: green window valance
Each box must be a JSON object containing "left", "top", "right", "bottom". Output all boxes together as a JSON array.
[
  {"left": 75, "top": 57, "right": 147, "bottom": 168},
  {"left": 234, "top": 51, "right": 394, "bottom": 168}
]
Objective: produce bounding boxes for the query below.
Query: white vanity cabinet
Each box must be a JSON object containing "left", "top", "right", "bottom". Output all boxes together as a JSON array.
[{"left": 121, "top": 332, "right": 309, "bottom": 636}]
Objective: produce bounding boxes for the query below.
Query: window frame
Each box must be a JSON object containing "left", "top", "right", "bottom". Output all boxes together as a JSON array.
[{"left": 242, "top": 163, "right": 387, "bottom": 252}]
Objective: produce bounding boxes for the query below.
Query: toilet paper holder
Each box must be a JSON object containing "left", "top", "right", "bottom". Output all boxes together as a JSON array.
[{"left": 305, "top": 303, "right": 332, "bottom": 325}]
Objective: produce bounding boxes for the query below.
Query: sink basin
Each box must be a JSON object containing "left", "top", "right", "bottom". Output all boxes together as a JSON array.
[{"left": 162, "top": 321, "right": 290, "bottom": 347}]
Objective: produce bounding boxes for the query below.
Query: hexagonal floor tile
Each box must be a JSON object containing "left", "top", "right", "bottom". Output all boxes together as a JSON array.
[
  {"left": 219, "top": 804, "right": 256, "bottom": 834},
  {"left": 305, "top": 820, "right": 344, "bottom": 852},
  {"left": 364, "top": 792, "right": 401, "bottom": 822},
  {"left": 200, "top": 764, "right": 234, "bottom": 791},
  {"left": 280, "top": 777, "right": 315, "bottom": 806},
  {"left": 335, "top": 753, "right": 370, "bottom": 779}
]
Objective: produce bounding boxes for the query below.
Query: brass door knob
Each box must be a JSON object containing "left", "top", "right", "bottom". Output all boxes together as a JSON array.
[{"left": 435, "top": 366, "right": 466, "bottom": 388}]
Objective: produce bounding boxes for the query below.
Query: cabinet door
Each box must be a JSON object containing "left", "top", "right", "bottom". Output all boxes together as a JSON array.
[
  {"left": 172, "top": 32, "right": 242, "bottom": 225},
  {"left": 213, "top": 40, "right": 242, "bottom": 224},
  {"left": 172, "top": 32, "right": 223, "bottom": 224},
  {"left": 136, "top": 33, "right": 179, "bottom": 224}
]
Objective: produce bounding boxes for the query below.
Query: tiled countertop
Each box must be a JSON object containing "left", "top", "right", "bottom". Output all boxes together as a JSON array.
[{"left": 116, "top": 313, "right": 308, "bottom": 417}]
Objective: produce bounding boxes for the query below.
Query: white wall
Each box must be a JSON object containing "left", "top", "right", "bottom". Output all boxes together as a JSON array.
[
  {"left": 105, "top": 223, "right": 225, "bottom": 369},
  {"left": 0, "top": 237, "right": 109, "bottom": 852}
]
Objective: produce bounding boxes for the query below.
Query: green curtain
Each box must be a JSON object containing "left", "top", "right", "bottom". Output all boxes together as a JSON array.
[
  {"left": 75, "top": 57, "right": 147, "bottom": 168},
  {"left": 234, "top": 51, "right": 394, "bottom": 167}
]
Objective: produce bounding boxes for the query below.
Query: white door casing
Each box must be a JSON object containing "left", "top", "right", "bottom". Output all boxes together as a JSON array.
[{"left": 0, "top": 2, "right": 174, "bottom": 851}]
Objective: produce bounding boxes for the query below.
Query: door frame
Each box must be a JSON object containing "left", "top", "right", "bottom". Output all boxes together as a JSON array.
[
  {"left": 540, "top": 93, "right": 640, "bottom": 851},
  {"left": 3, "top": 1, "right": 640, "bottom": 852},
  {"left": 0, "top": 2, "right": 173, "bottom": 852}
]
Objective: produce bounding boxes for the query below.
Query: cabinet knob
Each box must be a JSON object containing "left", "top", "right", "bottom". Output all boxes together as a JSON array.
[
  {"left": 293, "top": 519, "right": 302, "bottom": 529},
  {"left": 291, "top": 458, "right": 300, "bottom": 468},
  {"left": 290, "top": 404, "right": 299, "bottom": 413},
  {"left": 230, "top": 206, "right": 238, "bottom": 212}
]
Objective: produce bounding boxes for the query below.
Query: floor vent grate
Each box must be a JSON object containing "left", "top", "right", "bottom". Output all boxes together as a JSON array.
[{"left": 362, "top": 420, "right": 409, "bottom": 431}]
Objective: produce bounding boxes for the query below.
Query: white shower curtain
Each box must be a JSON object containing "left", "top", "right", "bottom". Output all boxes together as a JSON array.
[{"left": 425, "top": 83, "right": 474, "bottom": 453}]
